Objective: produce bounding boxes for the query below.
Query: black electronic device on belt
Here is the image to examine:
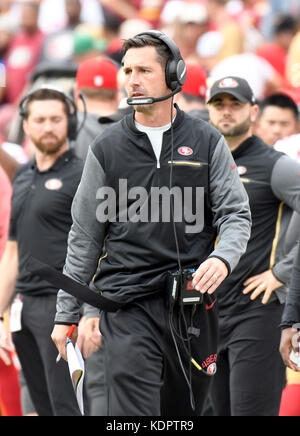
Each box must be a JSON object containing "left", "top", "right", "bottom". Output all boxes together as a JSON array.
[{"left": 169, "top": 269, "right": 203, "bottom": 306}]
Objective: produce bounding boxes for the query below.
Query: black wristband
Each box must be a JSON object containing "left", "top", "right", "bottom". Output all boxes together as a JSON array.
[
  {"left": 54, "top": 321, "right": 78, "bottom": 326},
  {"left": 0, "top": 316, "right": 4, "bottom": 322}
]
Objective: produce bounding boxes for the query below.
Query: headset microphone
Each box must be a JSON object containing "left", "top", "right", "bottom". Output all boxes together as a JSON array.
[{"left": 127, "top": 85, "right": 182, "bottom": 106}]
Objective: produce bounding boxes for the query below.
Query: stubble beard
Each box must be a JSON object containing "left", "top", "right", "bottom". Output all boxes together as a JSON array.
[
  {"left": 212, "top": 116, "right": 252, "bottom": 138},
  {"left": 134, "top": 104, "right": 153, "bottom": 114}
]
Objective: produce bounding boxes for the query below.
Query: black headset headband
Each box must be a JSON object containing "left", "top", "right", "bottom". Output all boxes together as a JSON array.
[{"left": 19, "top": 85, "right": 78, "bottom": 141}]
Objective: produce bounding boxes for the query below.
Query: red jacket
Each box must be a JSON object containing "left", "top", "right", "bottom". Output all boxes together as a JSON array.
[{"left": 0, "top": 167, "right": 12, "bottom": 259}]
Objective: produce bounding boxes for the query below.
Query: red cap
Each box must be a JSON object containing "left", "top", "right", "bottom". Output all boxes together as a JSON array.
[
  {"left": 182, "top": 64, "right": 207, "bottom": 98},
  {"left": 76, "top": 57, "right": 118, "bottom": 90}
]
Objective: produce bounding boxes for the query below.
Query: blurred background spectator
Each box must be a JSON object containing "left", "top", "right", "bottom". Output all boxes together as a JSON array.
[
  {"left": 175, "top": 63, "right": 209, "bottom": 120},
  {"left": 0, "top": 165, "right": 22, "bottom": 417},
  {"left": 165, "top": 2, "right": 208, "bottom": 63},
  {"left": 205, "top": 0, "right": 244, "bottom": 65},
  {"left": 254, "top": 92, "right": 299, "bottom": 146},
  {"left": 3, "top": 1, "right": 44, "bottom": 105},
  {"left": 256, "top": 15, "right": 298, "bottom": 85},
  {"left": 38, "top": 0, "right": 104, "bottom": 33},
  {"left": 0, "top": 0, "right": 300, "bottom": 175},
  {"left": 73, "top": 56, "right": 121, "bottom": 160}
]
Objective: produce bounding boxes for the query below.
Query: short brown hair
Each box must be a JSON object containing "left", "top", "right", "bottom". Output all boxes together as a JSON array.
[
  {"left": 122, "top": 34, "right": 172, "bottom": 69},
  {"left": 22, "top": 88, "right": 70, "bottom": 119}
]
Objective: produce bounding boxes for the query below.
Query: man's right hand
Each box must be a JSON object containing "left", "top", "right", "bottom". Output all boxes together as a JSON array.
[
  {"left": 77, "top": 316, "right": 102, "bottom": 359},
  {"left": 51, "top": 324, "right": 78, "bottom": 362}
]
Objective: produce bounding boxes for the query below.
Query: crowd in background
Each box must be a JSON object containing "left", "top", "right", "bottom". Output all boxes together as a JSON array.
[
  {"left": 1, "top": 0, "right": 300, "bottom": 154},
  {"left": 1, "top": 0, "right": 300, "bottom": 417}
]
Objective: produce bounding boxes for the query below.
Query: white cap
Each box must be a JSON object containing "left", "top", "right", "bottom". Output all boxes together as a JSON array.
[
  {"left": 161, "top": 1, "right": 207, "bottom": 25},
  {"left": 197, "top": 31, "right": 224, "bottom": 57},
  {"left": 178, "top": 2, "right": 208, "bottom": 24}
]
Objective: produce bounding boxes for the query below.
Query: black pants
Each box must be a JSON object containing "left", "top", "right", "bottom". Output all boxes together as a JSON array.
[
  {"left": 100, "top": 292, "right": 219, "bottom": 416},
  {"left": 209, "top": 301, "right": 286, "bottom": 416},
  {"left": 13, "top": 294, "right": 81, "bottom": 416}
]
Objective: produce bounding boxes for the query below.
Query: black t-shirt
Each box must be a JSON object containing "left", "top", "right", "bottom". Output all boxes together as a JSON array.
[{"left": 9, "top": 149, "right": 83, "bottom": 296}]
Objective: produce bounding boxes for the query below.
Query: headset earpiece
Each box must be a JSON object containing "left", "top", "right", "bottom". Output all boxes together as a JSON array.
[
  {"left": 19, "top": 86, "right": 78, "bottom": 141},
  {"left": 66, "top": 97, "right": 78, "bottom": 141},
  {"left": 136, "top": 30, "right": 187, "bottom": 91}
]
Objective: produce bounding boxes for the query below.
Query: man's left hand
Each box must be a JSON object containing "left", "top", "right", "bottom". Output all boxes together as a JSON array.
[{"left": 243, "top": 269, "right": 283, "bottom": 304}]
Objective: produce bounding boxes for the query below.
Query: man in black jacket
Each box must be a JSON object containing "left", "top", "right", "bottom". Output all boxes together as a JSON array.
[
  {"left": 51, "top": 32, "right": 251, "bottom": 416},
  {"left": 207, "top": 76, "right": 300, "bottom": 416}
]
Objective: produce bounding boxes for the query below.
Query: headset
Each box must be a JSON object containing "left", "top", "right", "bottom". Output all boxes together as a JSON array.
[
  {"left": 126, "top": 30, "right": 187, "bottom": 106},
  {"left": 19, "top": 85, "right": 86, "bottom": 141}
]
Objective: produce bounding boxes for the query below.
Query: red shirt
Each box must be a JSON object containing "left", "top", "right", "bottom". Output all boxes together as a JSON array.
[
  {"left": 0, "top": 167, "right": 12, "bottom": 259},
  {"left": 256, "top": 43, "right": 287, "bottom": 80},
  {"left": 4, "top": 30, "right": 45, "bottom": 103}
]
